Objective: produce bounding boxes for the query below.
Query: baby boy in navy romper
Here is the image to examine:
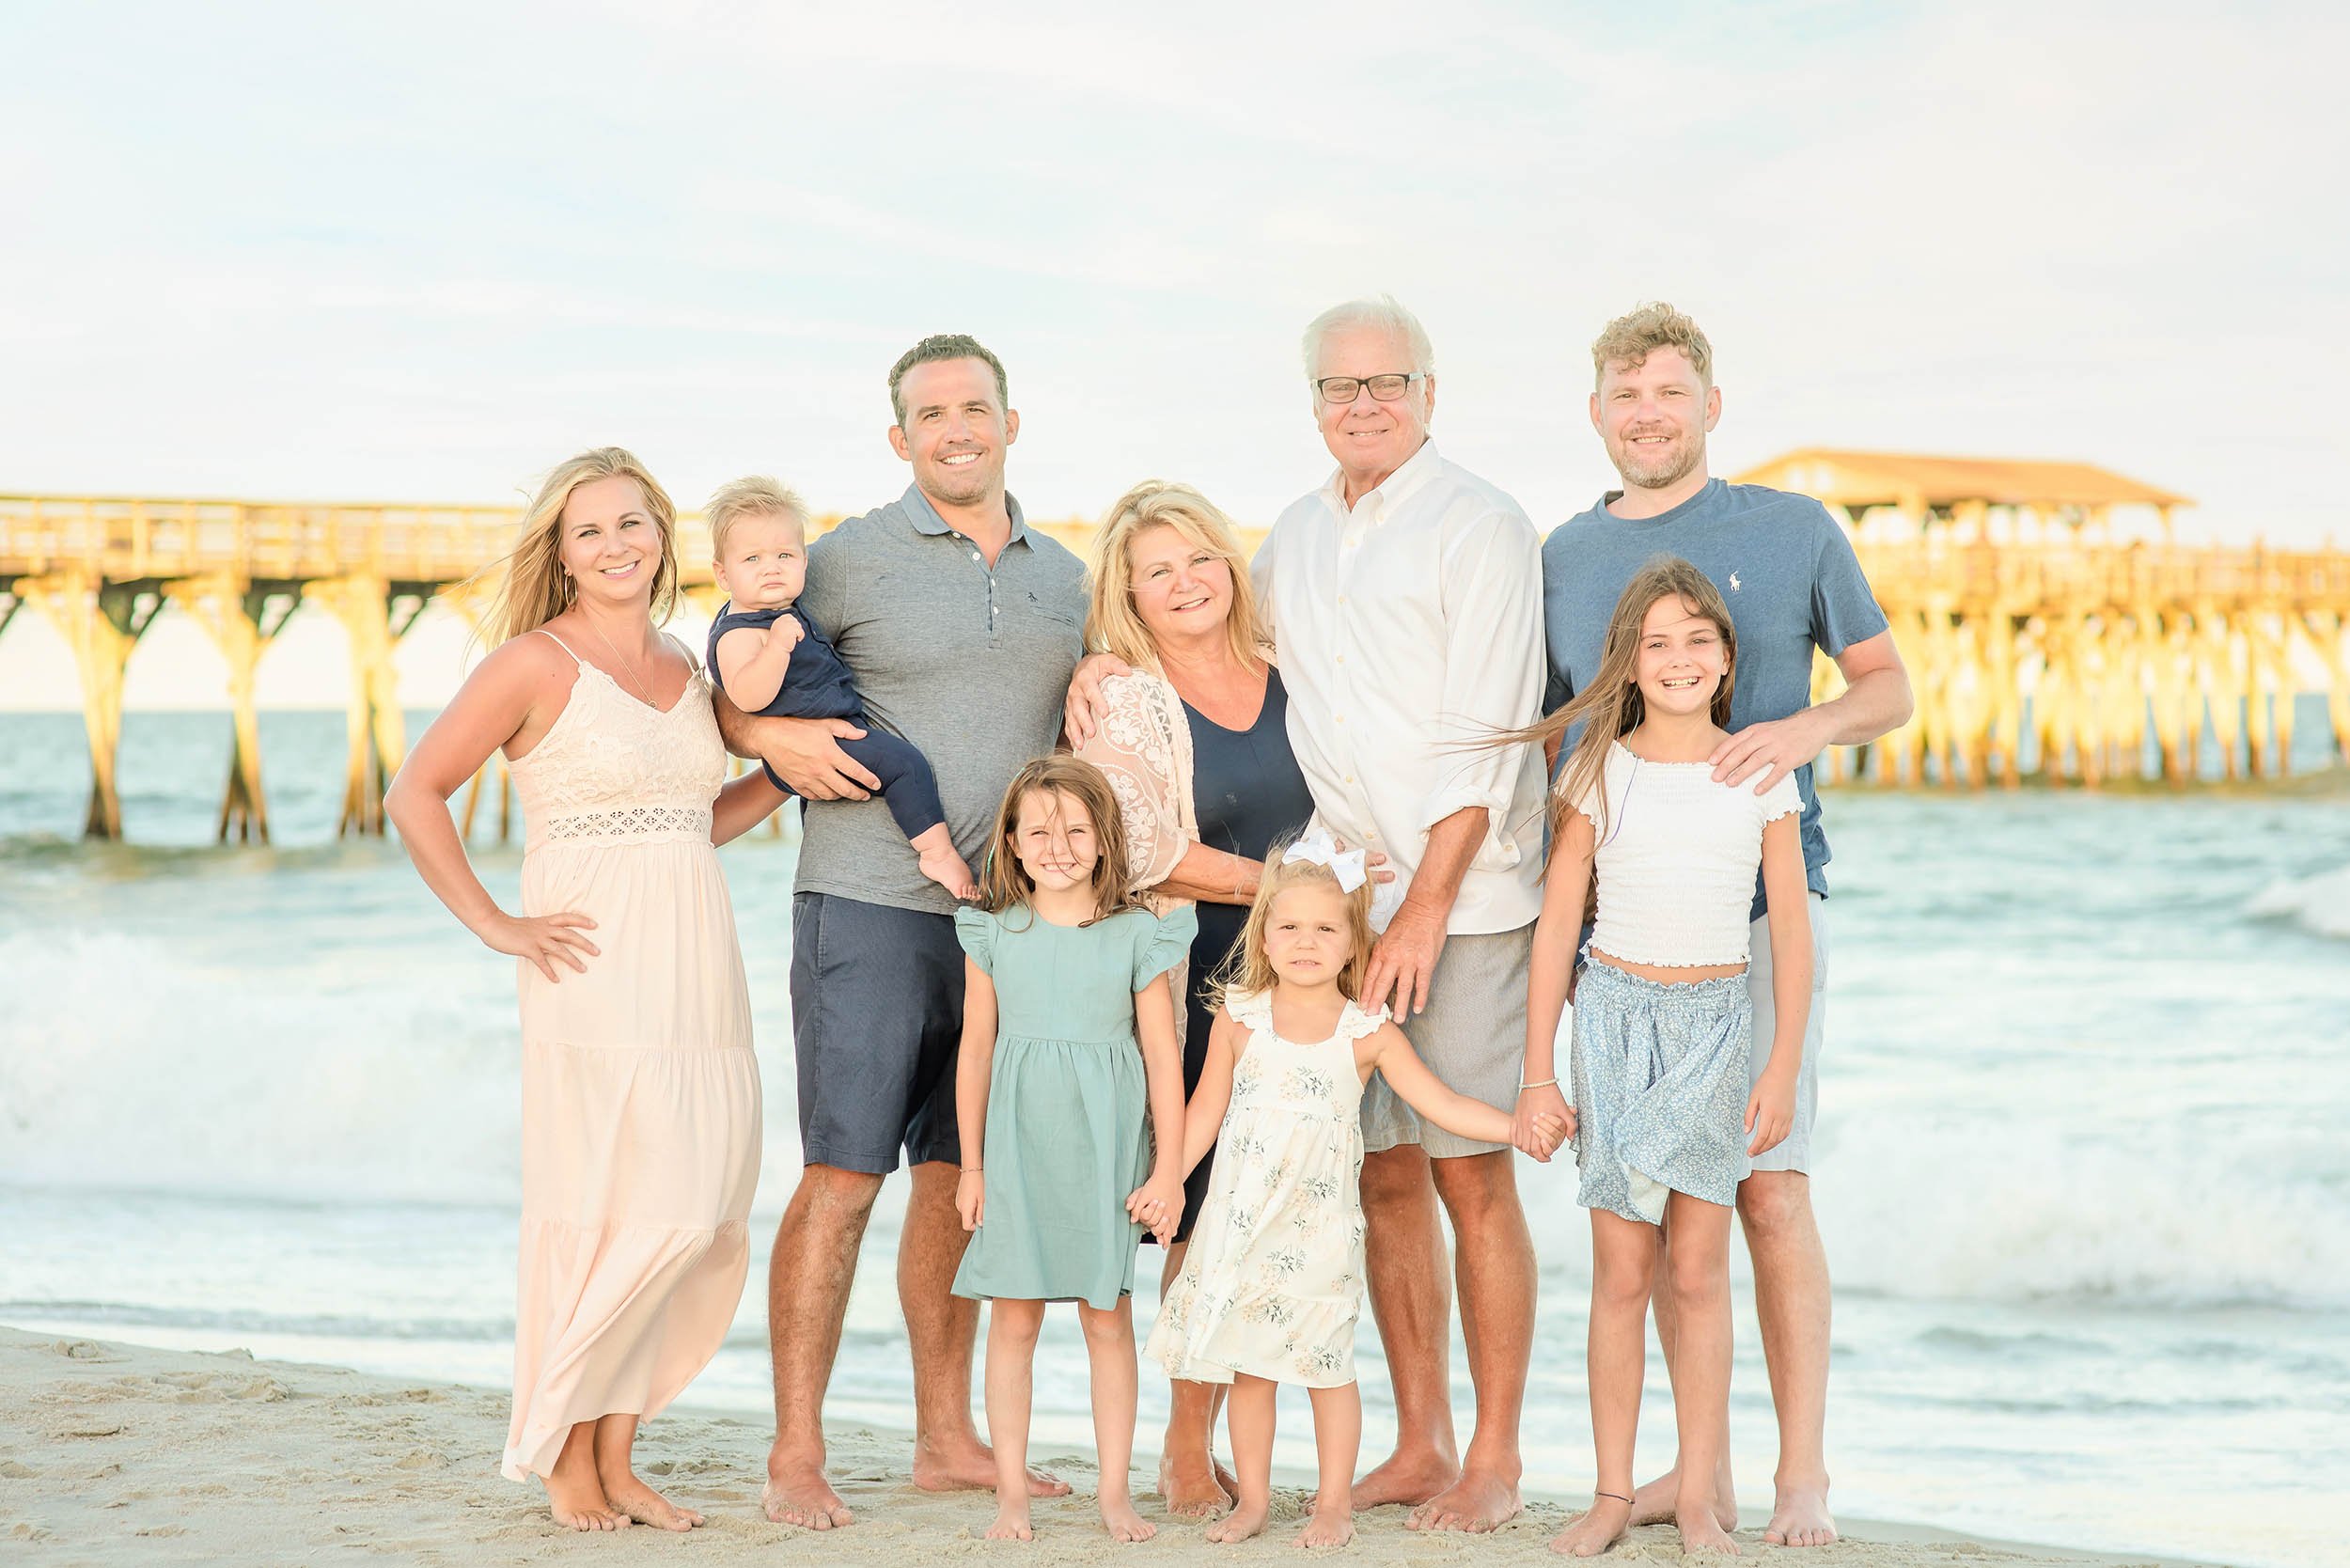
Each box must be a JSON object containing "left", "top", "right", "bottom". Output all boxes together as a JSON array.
[{"left": 703, "top": 477, "right": 977, "bottom": 899}]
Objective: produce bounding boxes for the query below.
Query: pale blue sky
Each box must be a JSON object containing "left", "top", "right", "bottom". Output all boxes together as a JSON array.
[{"left": 3, "top": 0, "right": 2343, "bottom": 708}]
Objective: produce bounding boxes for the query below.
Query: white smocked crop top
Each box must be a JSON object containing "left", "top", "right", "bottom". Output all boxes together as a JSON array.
[{"left": 1570, "top": 742, "right": 1803, "bottom": 967}]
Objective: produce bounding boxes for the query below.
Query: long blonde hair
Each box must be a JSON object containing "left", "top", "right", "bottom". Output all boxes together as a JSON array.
[
  {"left": 1510, "top": 556, "right": 1737, "bottom": 844},
  {"left": 475, "top": 447, "right": 681, "bottom": 646},
  {"left": 1084, "top": 480, "right": 1268, "bottom": 669},
  {"left": 1211, "top": 835, "right": 1376, "bottom": 1009},
  {"left": 975, "top": 755, "right": 1143, "bottom": 927}
]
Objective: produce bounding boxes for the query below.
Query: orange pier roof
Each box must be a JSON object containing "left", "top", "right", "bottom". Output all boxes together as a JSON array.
[{"left": 1735, "top": 448, "right": 2191, "bottom": 512}]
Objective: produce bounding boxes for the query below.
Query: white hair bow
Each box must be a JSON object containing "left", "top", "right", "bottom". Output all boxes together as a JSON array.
[{"left": 1283, "top": 826, "right": 1366, "bottom": 893}]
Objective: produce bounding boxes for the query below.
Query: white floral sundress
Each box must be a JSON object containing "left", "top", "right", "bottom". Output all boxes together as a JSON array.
[{"left": 1145, "top": 989, "right": 1382, "bottom": 1388}]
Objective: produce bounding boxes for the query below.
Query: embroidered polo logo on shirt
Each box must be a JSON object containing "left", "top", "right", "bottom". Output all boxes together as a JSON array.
[{"left": 1729, "top": 572, "right": 1742, "bottom": 591}]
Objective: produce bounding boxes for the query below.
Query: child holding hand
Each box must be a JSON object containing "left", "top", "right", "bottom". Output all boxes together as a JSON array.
[
  {"left": 1512, "top": 557, "right": 1812, "bottom": 1559},
  {"left": 703, "top": 476, "right": 975, "bottom": 897},
  {"left": 1143, "top": 828, "right": 1567, "bottom": 1548},
  {"left": 951, "top": 755, "right": 1194, "bottom": 1543}
]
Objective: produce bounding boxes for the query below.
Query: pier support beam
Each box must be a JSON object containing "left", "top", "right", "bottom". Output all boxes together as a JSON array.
[
  {"left": 21, "top": 572, "right": 166, "bottom": 839},
  {"left": 171, "top": 574, "right": 302, "bottom": 842},
  {"left": 316, "top": 576, "right": 430, "bottom": 837}
]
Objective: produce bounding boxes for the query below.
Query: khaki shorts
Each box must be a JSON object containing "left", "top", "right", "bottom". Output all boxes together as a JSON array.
[
  {"left": 1744, "top": 893, "right": 1827, "bottom": 1175},
  {"left": 1359, "top": 924, "right": 1534, "bottom": 1160}
]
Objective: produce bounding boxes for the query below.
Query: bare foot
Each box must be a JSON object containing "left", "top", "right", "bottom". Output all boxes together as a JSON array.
[
  {"left": 915, "top": 838, "right": 979, "bottom": 901},
  {"left": 1326, "top": 1448, "right": 1457, "bottom": 1512},
  {"left": 1627, "top": 1466, "right": 1681, "bottom": 1526},
  {"left": 763, "top": 1449, "right": 854, "bottom": 1529},
  {"left": 912, "top": 1435, "right": 1070, "bottom": 1497},
  {"left": 986, "top": 1499, "right": 1034, "bottom": 1541},
  {"left": 1763, "top": 1484, "right": 1838, "bottom": 1547},
  {"left": 600, "top": 1467, "right": 703, "bottom": 1531},
  {"left": 544, "top": 1468, "right": 627, "bottom": 1532},
  {"left": 1207, "top": 1497, "right": 1270, "bottom": 1544},
  {"left": 1100, "top": 1491, "right": 1157, "bottom": 1543},
  {"left": 1632, "top": 1460, "right": 1736, "bottom": 1529},
  {"left": 1678, "top": 1501, "right": 1742, "bottom": 1555},
  {"left": 1548, "top": 1495, "right": 1632, "bottom": 1557},
  {"left": 1214, "top": 1455, "right": 1240, "bottom": 1497},
  {"left": 1404, "top": 1466, "right": 1522, "bottom": 1533},
  {"left": 1159, "top": 1450, "right": 1232, "bottom": 1517},
  {"left": 1297, "top": 1504, "right": 1354, "bottom": 1548}
]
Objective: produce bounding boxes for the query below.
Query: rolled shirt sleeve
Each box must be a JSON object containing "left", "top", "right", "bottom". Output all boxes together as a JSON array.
[{"left": 1418, "top": 507, "right": 1545, "bottom": 870}]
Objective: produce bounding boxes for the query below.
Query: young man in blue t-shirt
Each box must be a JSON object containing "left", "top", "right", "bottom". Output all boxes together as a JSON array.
[{"left": 1526, "top": 304, "right": 1913, "bottom": 1551}]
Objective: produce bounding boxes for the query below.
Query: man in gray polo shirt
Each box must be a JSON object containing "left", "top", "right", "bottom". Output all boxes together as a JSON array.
[
  {"left": 719, "top": 335, "right": 1085, "bottom": 1529},
  {"left": 1527, "top": 303, "right": 1911, "bottom": 1549}
]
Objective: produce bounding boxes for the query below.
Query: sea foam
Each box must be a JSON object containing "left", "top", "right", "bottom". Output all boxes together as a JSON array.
[{"left": 2244, "top": 863, "right": 2350, "bottom": 942}]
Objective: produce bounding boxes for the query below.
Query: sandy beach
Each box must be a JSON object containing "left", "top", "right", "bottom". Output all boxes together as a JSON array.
[{"left": 0, "top": 1327, "right": 2197, "bottom": 1568}]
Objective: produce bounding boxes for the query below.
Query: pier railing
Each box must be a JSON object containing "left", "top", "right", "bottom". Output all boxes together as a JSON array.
[{"left": 1, "top": 492, "right": 2343, "bottom": 840}]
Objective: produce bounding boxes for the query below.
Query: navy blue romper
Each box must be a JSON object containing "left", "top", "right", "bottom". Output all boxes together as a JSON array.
[{"left": 707, "top": 603, "right": 947, "bottom": 840}]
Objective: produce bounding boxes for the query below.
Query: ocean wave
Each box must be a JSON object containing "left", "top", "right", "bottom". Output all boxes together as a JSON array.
[
  {"left": 0, "top": 1298, "right": 509, "bottom": 1343},
  {"left": 0, "top": 927, "right": 526, "bottom": 1206},
  {"left": 1817, "top": 1109, "right": 2350, "bottom": 1311},
  {"left": 0, "top": 924, "right": 806, "bottom": 1211},
  {"left": 2244, "top": 864, "right": 2350, "bottom": 942}
]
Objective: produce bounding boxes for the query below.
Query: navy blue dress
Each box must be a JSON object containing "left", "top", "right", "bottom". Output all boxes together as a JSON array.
[{"left": 1171, "top": 667, "right": 1315, "bottom": 1243}]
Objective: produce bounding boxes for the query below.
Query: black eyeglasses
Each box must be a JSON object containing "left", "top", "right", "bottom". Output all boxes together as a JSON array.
[{"left": 1314, "top": 372, "right": 1423, "bottom": 404}]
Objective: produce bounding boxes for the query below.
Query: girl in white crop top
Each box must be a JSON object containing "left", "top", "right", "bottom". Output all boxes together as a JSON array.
[{"left": 1504, "top": 557, "right": 1814, "bottom": 1560}]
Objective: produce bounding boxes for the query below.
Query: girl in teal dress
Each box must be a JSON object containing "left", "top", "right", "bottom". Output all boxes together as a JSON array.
[{"left": 952, "top": 755, "right": 1194, "bottom": 1544}]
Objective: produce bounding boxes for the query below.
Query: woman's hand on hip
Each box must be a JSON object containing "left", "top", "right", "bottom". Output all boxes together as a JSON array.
[
  {"left": 1062, "top": 651, "right": 1135, "bottom": 747},
  {"left": 478, "top": 910, "right": 600, "bottom": 982}
]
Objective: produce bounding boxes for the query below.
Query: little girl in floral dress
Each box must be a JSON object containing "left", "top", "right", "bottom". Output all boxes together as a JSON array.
[{"left": 1141, "top": 828, "right": 1567, "bottom": 1548}]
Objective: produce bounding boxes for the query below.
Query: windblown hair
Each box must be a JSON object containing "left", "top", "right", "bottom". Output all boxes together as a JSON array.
[
  {"left": 1211, "top": 834, "right": 1376, "bottom": 1009},
  {"left": 1505, "top": 556, "right": 1737, "bottom": 845},
  {"left": 888, "top": 332, "right": 1009, "bottom": 427},
  {"left": 705, "top": 475, "right": 807, "bottom": 561},
  {"left": 475, "top": 447, "right": 679, "bottom": 647},
  {"left": 1590, "top": 301, "right": 1714, "bottom": 389},
  {"left": 976, "top": 755, "right": 1143, "bottom": 926},
  {"left": 1300, "top": 293, "right": 1434, "bottom": 407},
  {"left": 1084, "top": 479, "right": 1268, "bottom": 670}
]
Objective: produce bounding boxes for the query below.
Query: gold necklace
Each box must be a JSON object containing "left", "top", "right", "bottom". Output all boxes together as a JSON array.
[{"left": 583, "top": 614, "right": 656, "bottom": 707}]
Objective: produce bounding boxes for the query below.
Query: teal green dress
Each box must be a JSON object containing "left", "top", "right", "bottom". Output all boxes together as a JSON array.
[{"left": 951, "top": 902, "right": 1196, "bottom": 1309}]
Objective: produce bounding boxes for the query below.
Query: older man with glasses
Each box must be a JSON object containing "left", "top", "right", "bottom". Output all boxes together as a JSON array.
[
  {"left": 1065, "top": 298, "right": 1550, "bottom": 1531},
  {"left": 1260, "top": 295, "right": 1550, "bottom": 1533}
]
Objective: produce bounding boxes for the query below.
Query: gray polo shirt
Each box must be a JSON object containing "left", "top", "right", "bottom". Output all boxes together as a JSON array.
[
  {"left": 1542, "top": 478, "right": 1889, "bottom": 920},
  {"left": 791, "top": 483, "right": 1087, "bottom": 916}
]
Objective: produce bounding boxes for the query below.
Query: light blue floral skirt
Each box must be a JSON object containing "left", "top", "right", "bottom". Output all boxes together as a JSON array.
[{"left": 1569, "top": 962, "right": 1751, "bottom": 1223}]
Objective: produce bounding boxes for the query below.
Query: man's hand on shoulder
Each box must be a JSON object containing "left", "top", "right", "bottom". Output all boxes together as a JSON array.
[{"left": 1710, "top": 707, "right": 1833, "bottom": 792}]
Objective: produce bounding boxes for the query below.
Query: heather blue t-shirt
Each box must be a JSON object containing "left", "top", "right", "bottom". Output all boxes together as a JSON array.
[{"left": 1541, "top": 478, "right": 1889, "bottom": 919}]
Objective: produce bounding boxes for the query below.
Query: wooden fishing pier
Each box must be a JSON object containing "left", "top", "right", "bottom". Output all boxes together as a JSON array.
[
  {"left": 0, "top": 457, "right": 2343, "bottom": 840},
  {"left": 1736, "top": 450, "right": 2350, "bottom": 787}
]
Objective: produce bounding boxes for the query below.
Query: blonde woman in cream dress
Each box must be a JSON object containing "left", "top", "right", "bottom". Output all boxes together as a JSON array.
[{"left": 387, "top": 447, "right": 786, "bottom": 1533}]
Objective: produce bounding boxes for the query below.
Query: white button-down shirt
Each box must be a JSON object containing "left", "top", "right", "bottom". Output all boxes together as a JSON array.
[{"left": 1255, "top": 438, "right": 1547, "bottom": 935}]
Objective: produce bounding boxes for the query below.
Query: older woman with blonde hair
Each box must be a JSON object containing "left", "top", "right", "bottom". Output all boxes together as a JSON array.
[
  {"left": 387, "top": 447, "right": 784, "bottom": 1534},
  {"left": 1073, "top": 479, "right": 1322, "bottom": 1517}
]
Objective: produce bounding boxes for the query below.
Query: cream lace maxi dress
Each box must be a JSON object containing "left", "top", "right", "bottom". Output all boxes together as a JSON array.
[{"left": 497, "top": 630, "right": 762, "bottom": 1481}]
